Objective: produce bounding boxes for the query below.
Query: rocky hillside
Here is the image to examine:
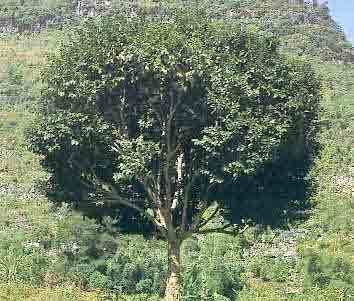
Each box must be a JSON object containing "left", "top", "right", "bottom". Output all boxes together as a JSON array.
[{"left": 0, "top": 0, "right": 353, "bottom": 62}]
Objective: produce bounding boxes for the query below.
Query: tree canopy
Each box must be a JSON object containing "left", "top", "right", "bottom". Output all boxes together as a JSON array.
[{"left": 28, "top": 10, "right": 321, "bottom": 300}]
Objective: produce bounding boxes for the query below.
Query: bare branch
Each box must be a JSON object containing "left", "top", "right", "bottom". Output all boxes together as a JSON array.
[
  {"left": 164, "top": 95, "right": 183, "bottom": 209},
  {"left": 197, "top": 224, "right": 250, "bottom": 236},
  {"left": 189, "top": 203, "right": 209, "bottom": 233},
  {"left": 142, "top": 176, "right": 160, "bottom": 206},
  {"left": 94, "top": 177, "right": 168, "bottom": 235},
  {"left": 105, "top": 197, "right": 167, "bottom": 235},
  {"left": 197, "top": 204, "right": 220, "bottom": 230}
]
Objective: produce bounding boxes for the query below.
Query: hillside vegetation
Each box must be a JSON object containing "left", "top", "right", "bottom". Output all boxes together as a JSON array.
[
  {"left": 0, "top": 1, "right": 353, "bottom": 300},
  {"left": 1, "top": 0, "right": 353, "bottom": 62}
]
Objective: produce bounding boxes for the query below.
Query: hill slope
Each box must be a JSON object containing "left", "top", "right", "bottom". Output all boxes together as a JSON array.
[{"left": 0, "top": 0, "right": 353, "bottom": 61}]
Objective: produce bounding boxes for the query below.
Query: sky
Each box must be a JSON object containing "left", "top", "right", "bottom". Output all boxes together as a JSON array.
[{"left": 325, "top": 0, "right": 354, "bottom": 45}]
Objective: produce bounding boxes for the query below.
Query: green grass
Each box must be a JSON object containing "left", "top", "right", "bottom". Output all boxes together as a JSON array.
[{"left": 0, "top": 284, "right": 159, "bottom": 301}]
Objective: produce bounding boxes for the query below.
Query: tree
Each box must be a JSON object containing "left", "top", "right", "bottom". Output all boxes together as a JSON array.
[{"left": 28, "top": 10, "right": 320, "bottom": 301}]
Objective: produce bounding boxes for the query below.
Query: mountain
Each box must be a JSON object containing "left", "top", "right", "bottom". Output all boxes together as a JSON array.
[{"left": 0, "top": 0, "right": 353, "bottom": 62}]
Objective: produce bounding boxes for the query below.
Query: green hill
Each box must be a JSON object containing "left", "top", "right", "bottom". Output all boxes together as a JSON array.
[{"left": 0, "top": 0, "right": 353, "bottom": 62}]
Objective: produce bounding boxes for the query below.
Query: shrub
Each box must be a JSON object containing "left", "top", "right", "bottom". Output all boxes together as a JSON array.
[
  {"left": 1, "top": 63, "right": 26, "bottom": 99},
  {"left": 0, "top": 237, "right": 49, "bottom": 285},
  {"left": 303, "top": 251, "right": 354, "bottom": 289},
  {"left": 88, "top": 271, "right": 110, "bottom": 290},
  {"left": 7, "top": 62, "right": 25, "bottom": 87},
  {"left": 68, "top": 263, "right": 96, "bottom": 288},
  {"left": 249, "top": 257, "right": 294, "bottom": 283},
  {"left": 63, "top": 234, "right": 165, "bottom": 294},
  {"left": 182, "top": 234, "right": 243, "bottom": 300}
]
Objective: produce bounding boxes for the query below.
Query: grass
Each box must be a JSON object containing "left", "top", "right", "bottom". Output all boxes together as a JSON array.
[
  {"left": 0, "top": 284, "right": 159, "bottom": 301},
  {"left": 0, "top": 284, "right": 100, "bottom": 301}
]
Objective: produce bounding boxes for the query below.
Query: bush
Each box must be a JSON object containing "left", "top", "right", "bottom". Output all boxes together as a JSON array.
[
  {"left": 303, "top": 251, "right": 354, "bottom": 289},
  {"left": 88, "top": 271, "right": 110, "bottom": 290},
  {"left": 64, "top": 234, "right": 165, "bottom": 294},
  {"left": 248, "top": 255, "right": 295, "bottom": 283},
  {"left": 68, "top": 263, "right": 96, "bottom": 288},
  {"left": 0, "top": 236, "right": 50, "bottom": 285},
  {"left": 0, "top": 63, "right": 25, "bottom": 99},
  {"left": 7, "top": 62, "right": 25, "bottom": 87},
  {"left": 182, "top": 234, "right": 243, "bottom": 300},
  {"left": 62, "top": 232, "right": 244, "bottom": 298},
  {"left": 105, "top": 235, "right": 166, "bottom": 294}
]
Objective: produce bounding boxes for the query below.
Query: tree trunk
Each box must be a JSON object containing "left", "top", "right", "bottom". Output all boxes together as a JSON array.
[{"left": 164, "top": 238, "right": 181, "bottom": 301}]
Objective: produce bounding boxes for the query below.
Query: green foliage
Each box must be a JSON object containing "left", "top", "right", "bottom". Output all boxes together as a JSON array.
[
  {"left": 0, "top": 236, "right": 49, "bottom": 284},
  {"left": 302, "top": 251, "right": 354, "bottom": 289},
  {"left": 0, "top": 32, "right": 58, "bottom": 105},
  {"left": 1, "top": 62, "right": 34, "bottom": 103},
  {"left": 233, "top": 56, "right": 354, "bottom": 301},
  {"left": 63, "top": 234, "right": 166, "bottom": 294},
  {"left": 0, "top": 0, "right": 75, "bottom": 32},
  {"left": 106, "top": 236, "right": 166, "bottom": 294},
  {"left": 28, "top": 11, "right": 320, "bottom": 231},
  {"left": 182, "top": 234, "right": 242, "bottom": 300},
  {"left": 1, "top": 0, "right": 352, "bottom": 63},
  {"left": 7, "top": 62, "right": 24, "bottom": 86},
  {"left": 0, "top": 283, "right": 159, "bottom": 300},
  {"left": 25, "top": 11, "right": 321, "bottom": 300},
  {"left": 249, "top": 257, "right": 294, "bottom": 283},
  {"left": 88, "top": 271, "right": 110, "bottom": 290},
  {"left": 292, "top": 63, "right": 354, "bottom": 300},
  {"left": 196, "top": 0, "right": 353, "bottom": 62},
  {"left": 63, "top": 233, "right": 245, "bottom": 298}
]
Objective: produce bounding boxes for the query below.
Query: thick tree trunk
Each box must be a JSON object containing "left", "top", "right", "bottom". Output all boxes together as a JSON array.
[{"left": 164, "top": 238, "right": 181, "bottom": 301}]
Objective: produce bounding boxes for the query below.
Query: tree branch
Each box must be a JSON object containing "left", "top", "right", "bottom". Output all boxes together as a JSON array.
[
  {"left": 189, "top": 203, "right": 209, "bottom": 233},
  {"left": 105, "top": 197, "right": 167, "bottom": 235},
  {"left": 181, "top": 174, "right": 198, "bottom": 233},
  {"left": 197, "top": 224, "right": 250, "bottom": 236},
  {"left": 142, "top": 176, "right": 168, "bottom": 229},
  {"left": 95, "top": 177, "right": 168, "bottom": 235},
  {"left": 197, "top": 204, "right": 220, "bottom": 230},
  {"left": 164, "top": 95, "right": 183, "bottom": 210}
]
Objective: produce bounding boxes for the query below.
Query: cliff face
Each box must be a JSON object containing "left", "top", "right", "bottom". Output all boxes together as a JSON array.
[
  {"left": 76, "top": 0, "right": 112, "bottom": 17},
  {"left": 0, "top": 0, "right": 352, "bottom": 62},
  {"left": 0, "top": 1, "right": 72, "bottom": 33},
  {"left": 0, "top": 0, "right": 336, "bottom": 32},
  {"left": 0, "top": 0, "right": 113, "bottom": 33}
]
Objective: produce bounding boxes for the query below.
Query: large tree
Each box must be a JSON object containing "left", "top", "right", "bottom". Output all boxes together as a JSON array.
[{"left": 29, "top": 10, "right": 320, "bottom": 301}]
